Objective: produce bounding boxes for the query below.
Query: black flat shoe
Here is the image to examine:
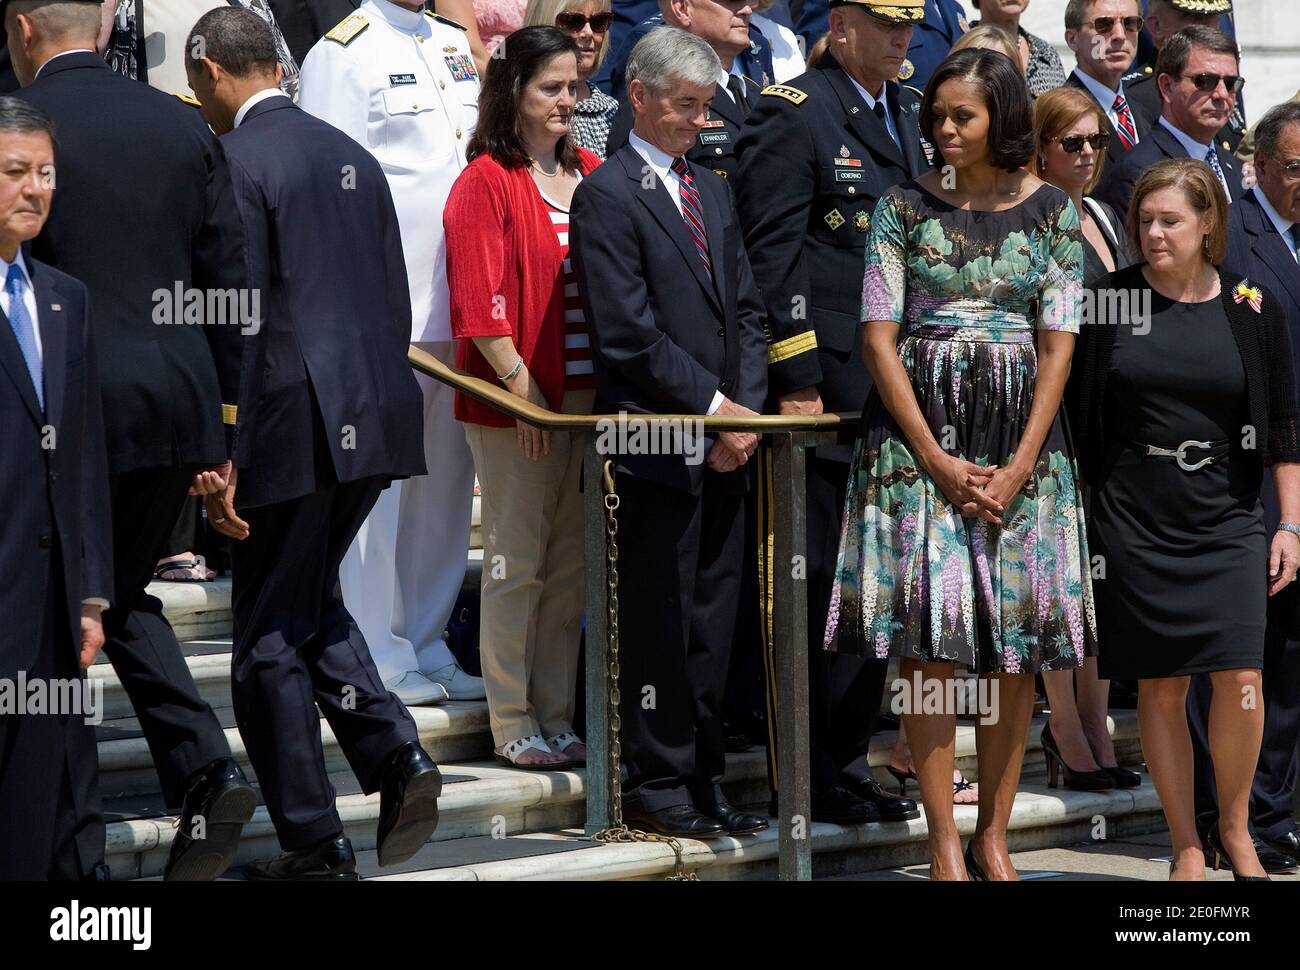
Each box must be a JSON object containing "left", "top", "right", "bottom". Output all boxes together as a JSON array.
[
  {"left": 810, "top": 785, "right": 880, "bottom": 825},
  {"left": 708, "top": 802, "right": 769, "bottom": 835},
  {"left": 376, "top": 742, "right": 443, "bottom": 867},
  {"left": 165, "top": 757, "right": 257, "bottom": 881},
  {"left": 627, "top": 803, "right": 727, "bottom": 838},
  {"left": 244, "top": 835, "right": 359, "bottom": 881},
  {"left": 1041, "top": 722, "right": 1114, "bottom": 791},
  {"left": 963, "top": 842, "right": 987, "bottom": 881},
  {"left": 848, "top": 777, "right": 920, "bottom": 821},
  {"left": 1102, "top": 765, "right": 1142, "bottom": 789},
  {"left": 1206, "top": 825, "right": 1272, "bottom": 880}
]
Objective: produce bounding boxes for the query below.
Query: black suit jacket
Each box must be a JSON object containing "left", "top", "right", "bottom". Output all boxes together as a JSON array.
[
  {"left": 219, "top": 96, "right": 426, "bottom": 509},
  {"left": 735, "top": 58, "right": 925, "bottom": 446},
  {"left": 0, "top": 258, "right": 112, "bottom": 678},
  {"left": 605, "top": 79, "right": 759, "bottom": 181},
  {"left": 1095, "top": 116, "right": 1240, "bottom": 222},
  {"left": 1064, "top": 71, "right": 1154, "bottom": 170},
  {"left": 17, "top": 52, "right": 247, "bottom": 474},
  {"left": 570, "top": 142, "right": 768, "bottom": 495}
]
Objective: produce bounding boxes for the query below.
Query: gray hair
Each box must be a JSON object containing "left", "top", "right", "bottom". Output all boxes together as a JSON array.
[
  {"left": 0, "top": 95, "right": 55, "bottom": 143},
  {"left": 626, "top": 26, "right": 720, "bottom": 94},
  {"left": 1253, "top": 101, "right": 1300, "bottom": 162}
]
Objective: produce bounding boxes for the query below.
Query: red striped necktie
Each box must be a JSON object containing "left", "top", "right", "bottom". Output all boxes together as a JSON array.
[
  {"left": 670, "top": 156, "right": 712, "bottom": 278},
  {"left": 1112, "top": 92, "right": 1138, "bottom": 150}
]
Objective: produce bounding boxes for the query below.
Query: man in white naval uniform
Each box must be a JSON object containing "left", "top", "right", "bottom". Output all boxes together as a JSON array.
[{"left": 298, "top": 0, "right": 485, "bottom": 705}]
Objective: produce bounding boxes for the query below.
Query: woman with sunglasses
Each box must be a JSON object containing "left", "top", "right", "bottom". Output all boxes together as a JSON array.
[
  {"left": 524, "top": 0, "right": 618, "bottom": 156},
  {"left": 1030, "top": 87, "right": 1142, "bottom": 793},
  {"left": 1068, "top": 158, "right": 1300, "bottom": 879}
]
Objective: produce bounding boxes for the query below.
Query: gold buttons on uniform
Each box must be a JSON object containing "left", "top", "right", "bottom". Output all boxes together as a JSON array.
[
  {"left": 848, "top": 186, "right": 856, "bottom": 194},
  {"left": 417, "top": 35, "right": 424, "bottom": 43},
  {"left": 439, "top": 80, "right": 446, "bottom": 89},
  {"left": 456, "top": 128, "right": 463, "bottom": 138},
  {"left": 714, "top": 147, "right": 722, "bottom": 155}
]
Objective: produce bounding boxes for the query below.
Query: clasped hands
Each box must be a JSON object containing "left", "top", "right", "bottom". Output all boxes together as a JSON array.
[
  {"left": 188, "top": 460, "right": 250, "bottom": 541},
  {"left": 928, "top": 451, "right": 1032, "bottom": 526},
  {"left": 707, "top": 397, "right": 761, "bottom": 473}
]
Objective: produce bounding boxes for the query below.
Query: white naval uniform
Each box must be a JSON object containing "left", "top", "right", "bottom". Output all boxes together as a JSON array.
[{"left": 299, "top": 0, "right": 478, "bottom": 682}]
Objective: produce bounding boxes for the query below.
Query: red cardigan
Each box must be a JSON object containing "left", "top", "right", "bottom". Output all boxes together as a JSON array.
[{"left": 444, "top": 148, "right": 602, "bottom": 428}]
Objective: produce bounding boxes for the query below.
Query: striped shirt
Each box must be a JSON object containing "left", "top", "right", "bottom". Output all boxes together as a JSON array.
[{"left": 541, "top": 187, "right": 594, "bottom": 391}]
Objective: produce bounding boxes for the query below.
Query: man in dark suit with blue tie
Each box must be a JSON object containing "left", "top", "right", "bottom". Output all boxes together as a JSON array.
[
  {"left": 185, "top": 5, "right": 442, "bottom": 880},
  {"left": 1095, "top": 25, "right": 1241, "bottom": 219},
  {"left": 0, "top": 96, "right": 112, "bottom": 880},
  {"left": 571, "top": 26, "right": 770, "bottom": 838},
  {"left": 8, "top": 0, "right": 255, "bottom": 881},
  {"left": 1196, "top": 101, "right": 1300, "bottom": 874}
]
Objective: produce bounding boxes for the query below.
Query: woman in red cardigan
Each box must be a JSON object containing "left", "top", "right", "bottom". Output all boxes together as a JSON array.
[{"left": 444, "top": 26, "right": 602, "bottom": 769}]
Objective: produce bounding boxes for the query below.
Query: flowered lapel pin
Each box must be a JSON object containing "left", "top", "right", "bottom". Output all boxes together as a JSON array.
[{"left": 1233, "top": 279, "right": 1264, "bottom": 313}]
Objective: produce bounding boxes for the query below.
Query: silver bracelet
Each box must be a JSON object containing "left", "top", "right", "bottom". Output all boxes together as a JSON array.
[
  {"left": 1279, "top": 523, "right": 1300, "bottom": 536},
  {"left": 497, "top": 356, "right": 524, "bottom": 384}
]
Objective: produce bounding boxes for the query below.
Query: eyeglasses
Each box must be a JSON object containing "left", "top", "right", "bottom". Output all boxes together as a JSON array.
[
  {"left": 1181, "top": 72, "right": 1244, "bottom": 94},
  {"left": 1052, "top": 132, "right": 1109, "bottom": 153},
  {"left": 555, "top": 11, "right": 613, "bottom": 33},
  {"left": 1084, "top": 15, "right": 1145, "bottom": 33},
  {"left": 1267, "top": 159, "right": 1300, "bottom": 181}
]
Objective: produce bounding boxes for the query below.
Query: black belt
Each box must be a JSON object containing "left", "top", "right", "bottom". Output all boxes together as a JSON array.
[{"left": 1121, "top": 437, "right": 1230, "bottom": 472}]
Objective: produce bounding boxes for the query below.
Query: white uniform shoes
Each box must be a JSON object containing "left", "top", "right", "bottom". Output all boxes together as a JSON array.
[
  {"left": 423, "top": 662, "right": 486, "bottom": 701},
  {"left": 384, "top": 671, "right": 450, "bottom": 706}
]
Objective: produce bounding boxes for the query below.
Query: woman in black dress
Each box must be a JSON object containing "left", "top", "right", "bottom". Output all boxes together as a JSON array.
[
  {"left": 1069, "top": 159, "right": 1300, "bottom": 880},
  {"left": 1032, "top": 87, "right": 1141, "bottom": 791}
]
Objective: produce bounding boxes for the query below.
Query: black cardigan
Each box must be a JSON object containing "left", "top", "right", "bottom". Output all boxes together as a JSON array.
[{"left": 1066, "top": 263, "right": 1300, "bottom": 479}]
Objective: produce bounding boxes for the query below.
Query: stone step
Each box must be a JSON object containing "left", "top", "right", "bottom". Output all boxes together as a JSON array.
[{"left": 368, "top": 783, "right": 1165, "bottom": 881}]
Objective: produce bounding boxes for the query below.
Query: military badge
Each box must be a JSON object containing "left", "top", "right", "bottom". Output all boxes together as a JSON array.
[
  {"left": 853, "top": 211, "right": 871, "bottom": 232},
  {"left": 824, "top": 208, "right": 845, "bottom": 230},
  {"left": 444, "top": 54, "right": 478, "bottom": 82},
  {"left": 897, "top": 59, "right": 914, "bottom": 81},
  {"left": 839, "top": 144, "right": 850, "bottom": 158}
]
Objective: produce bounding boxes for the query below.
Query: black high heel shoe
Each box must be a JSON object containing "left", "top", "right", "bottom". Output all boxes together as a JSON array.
[
  {"left": 1207, "top": 826, "right": 1271, "bottom": 881},
  {"left": 1040, "top": 722, "right": 1115, "bottom": 791},
  {"left": 964, "top": 842, "right": 988, "bottom": 881},
  {"left": 886, "top": 764, "right": 918, "bottom": 796},
  {"left": 1102, "top": 765, "right": 1142, "bottom": 788}
]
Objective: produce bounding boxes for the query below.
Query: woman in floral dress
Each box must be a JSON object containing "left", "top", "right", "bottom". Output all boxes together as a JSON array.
[{"left": 824, "top": 49, "right": 1096, "bottom": 881}]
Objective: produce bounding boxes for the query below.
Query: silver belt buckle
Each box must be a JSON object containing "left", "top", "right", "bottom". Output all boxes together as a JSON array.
[{"left": 1145, "top": 439, "right": 1216, "bottom": 471}]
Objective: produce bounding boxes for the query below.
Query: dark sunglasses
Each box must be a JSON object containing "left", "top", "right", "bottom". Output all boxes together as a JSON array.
[
  {"left": 556, "top": 11, "right": 613, "bottom": 32},
  {"left": 1086, "top": 15, "right": 1145, "bottom": 33},
  {"left": 1052, "top": 132, "right": 1109, "bottom": 153},
  {"left": 1182, "top": 72, "right": 1244, "bottom": 94}
]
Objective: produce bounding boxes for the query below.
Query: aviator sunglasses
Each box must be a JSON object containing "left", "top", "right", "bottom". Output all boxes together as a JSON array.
[
  {"left": 556, "top": 11, "right": 614, "bottom": 32},
  {"left": 1084, "top": 15, "right": 1145, "bottom": 33},
  {"left": 1181, "top": 72, "right": 1244, "bottom": 94}
]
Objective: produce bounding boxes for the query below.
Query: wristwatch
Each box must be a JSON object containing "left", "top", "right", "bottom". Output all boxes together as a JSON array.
[{"left": 1279, "top": 523, "right": 1300, "bottom": 536}]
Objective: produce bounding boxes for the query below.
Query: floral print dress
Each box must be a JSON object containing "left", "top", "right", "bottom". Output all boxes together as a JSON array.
[{"left": 823, "top": 181, "right": 1098, "bottom": 674}]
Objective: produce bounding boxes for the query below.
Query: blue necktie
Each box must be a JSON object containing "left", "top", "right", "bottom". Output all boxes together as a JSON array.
[
  {"left": 6, "top": 262, "right": 43, "bottom": 411},
  {"left": 1288, "top": 224, "right": 1300, "bottom": 265},
  {"left": 1204, "top": 147, "right": 1230, "bottom": 200}
]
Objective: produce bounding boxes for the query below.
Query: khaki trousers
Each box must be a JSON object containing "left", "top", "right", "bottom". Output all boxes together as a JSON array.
[{"left": 464, "top": 389, "right": 593, "bottom": 747}]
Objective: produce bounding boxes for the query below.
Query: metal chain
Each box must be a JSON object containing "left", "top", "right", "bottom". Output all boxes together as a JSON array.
[{"left": 590, "top": 459, "right": 698, "bottom": 881}]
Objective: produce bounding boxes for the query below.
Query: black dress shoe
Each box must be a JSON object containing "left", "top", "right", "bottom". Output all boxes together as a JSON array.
[
  {"left": 1259, "top": 831, "right": 1300, "bottom": 869},
  {"left": 1103, "top": 765, "right": 1142, "bottom": 788},
  {"left": 809, "top": 785, "right": 880, "bottom": 825},
  {"left": 376, "top": 741, "right": 443, "bottom": 867},
  {"left": 707, "top": 801, "right": 769, "bottom": 835},
  {"left": 626, "top": 803, "right": 727, "bottom": 838},
  {"left": 244, "top": 835, "right": 358, "bottom": 881},
  {"left": 165, "top": 758, "right": 257, "bottom": 881},
  {"left": 847, "top": 777, "right": 921, "bottom": 821}
]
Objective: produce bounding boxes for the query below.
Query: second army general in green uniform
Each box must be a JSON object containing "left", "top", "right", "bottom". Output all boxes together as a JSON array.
[{"left": 734, "top": 0, "right": 929, "bottom": 825}]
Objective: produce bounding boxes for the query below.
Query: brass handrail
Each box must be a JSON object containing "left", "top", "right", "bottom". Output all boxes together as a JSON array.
[{"left": 409, "top": 343, "right": 861, "bottom": 430}]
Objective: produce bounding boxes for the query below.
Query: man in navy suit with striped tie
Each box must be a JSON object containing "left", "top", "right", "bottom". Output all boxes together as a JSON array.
[
  {"left": 1064, "top": 0, "right": 1154, "bottom": 164},
  {"left": 0, "top": 96, "right": 112, "bottom": 880},
  {"left": 571, "top": 26, "right": 769, "bottom": 839}
]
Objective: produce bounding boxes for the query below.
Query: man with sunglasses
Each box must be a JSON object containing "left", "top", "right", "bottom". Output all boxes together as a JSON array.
[
  {"left": 1096, "top": 25, "right": 1241, "bottom": 219},
  {"left": 1124, "top": 0, "right": 1245, "bottom": 156},
  {"left": 1064, "top": 0, "right": 1153, "bottom": 162}
]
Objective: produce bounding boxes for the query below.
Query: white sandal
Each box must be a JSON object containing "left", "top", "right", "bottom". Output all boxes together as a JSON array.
[
  {"left": 494, "top": 735, "right": 571, "bottom": 771},
  {"left": 545, "top": 732, "right": 586, "bottom": 763}
]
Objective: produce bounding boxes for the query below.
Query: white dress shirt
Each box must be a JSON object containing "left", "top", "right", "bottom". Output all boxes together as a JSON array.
[
  {"left": 1159, "top": 116, "right": 1231, "bottom": 201},
  {"left": 718, "top": 66, "right": 747, "bottom": 103},
  {"left": 234, "top": 88, "right": 291, "bottom": 128},
  {"left": 1254, "top": 185, "right": 1300, "bottom": 263},
  {"left": 627, "top": 131, "right": 725, "bottom": 416},
  {"left": 1072, "top": 68, "right": 1136, "bottom": 144}
]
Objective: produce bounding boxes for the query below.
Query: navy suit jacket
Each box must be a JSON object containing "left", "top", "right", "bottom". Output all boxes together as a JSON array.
[
  {"left": 1226, "top": 187, "right": 1300, "bottom": 559},
  {"left": 219, "top": 96, "right": 426, "bottom": 509},
  {"left": 0, "top": 257, "right": 111, "bottom": 678},
  {"left": 570, "top": 142, "right": 768, "bottom": 495},
  {"left": 17, "top": 52, "right": 248, "bottom": 474},
  {"left": 1096, "top": 116, "right": 1240, "bottom": 222}
]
